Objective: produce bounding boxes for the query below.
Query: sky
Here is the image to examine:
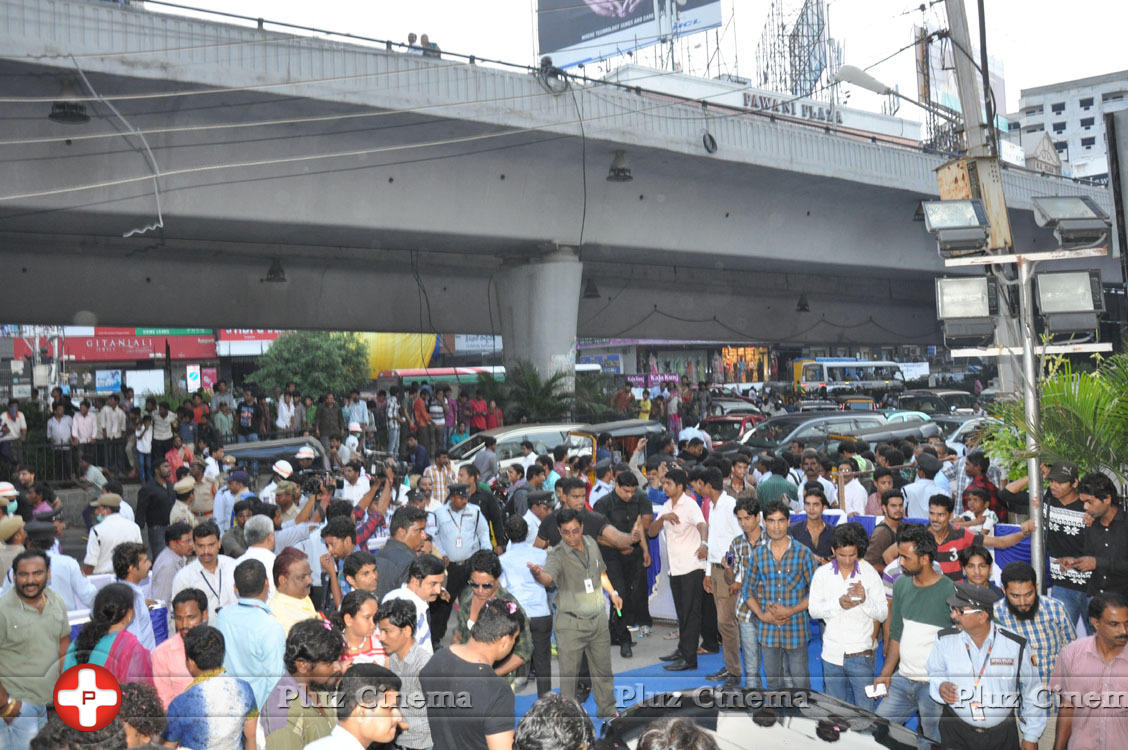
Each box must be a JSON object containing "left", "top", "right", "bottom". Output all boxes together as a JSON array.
[{"left": 162, "top": 0, "right": 1127, "bottom": 115}]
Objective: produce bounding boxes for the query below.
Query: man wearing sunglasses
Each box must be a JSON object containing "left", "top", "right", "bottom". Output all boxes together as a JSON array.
[{"left": 927, "top": 581, "right": 1045, "bottom": 750}]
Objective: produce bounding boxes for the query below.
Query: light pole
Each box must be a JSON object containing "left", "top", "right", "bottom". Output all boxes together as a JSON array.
[
  {"left": 933, "top": 197, "right": 1112, "bottom": 592},
  {"left": 835, "top": 65, "right": 960, "bottom": 124}
]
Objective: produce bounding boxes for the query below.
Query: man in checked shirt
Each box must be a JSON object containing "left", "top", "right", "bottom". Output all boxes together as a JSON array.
[
  {"left": 728, "top": 495, "right": 767, "bottom": 688},
  {"left": 741, "top": 498, "right": 816, "bottom": 690}
]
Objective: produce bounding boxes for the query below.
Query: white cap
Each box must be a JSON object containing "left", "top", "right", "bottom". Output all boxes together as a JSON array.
[
  {"left": 272, "top": 460, "right": 294, "bottom": 478},
  {"left": 348, "top": 421, "right": 362, "bottom": 432},
  {"left": 295, "top": 446, "right": 316, "bottom": 460},
  {"left": 0, "top": 482, "right": 16, "bottom": 499}
]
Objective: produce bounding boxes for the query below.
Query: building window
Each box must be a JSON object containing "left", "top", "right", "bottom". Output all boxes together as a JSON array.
[
  {"left": 1054, "top": 140, "right": 1067, "bottom": 152},
  {"left": 1082, "top": 137, "right": 1095, "bottom": 149},
  {"left": 1104, "top": 92, "right": 1125, "bottom": 102},
  {"left": 1051, "top": 102, "right": 1066, "bottom": 114},
  {"left": 1080, "top": 97, "right": 1094, "bottom": 110},
  {"left": 1081, "top": 117, "right": 1095, "bottom": 129},
  {"left": 1023, "top": 123, "right": 1044, "bottom": 133},
  {"left": 1023, "top": 104, "right": 1044, "bottom": 115},
  {"left": 1052, "top": 122, "right": 1066, "bottom": 133}
]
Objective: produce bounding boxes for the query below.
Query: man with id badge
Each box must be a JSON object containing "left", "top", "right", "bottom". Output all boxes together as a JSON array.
[
  {"left": 528, "top": 507, "right": 622, "bottom": 719},
  {"left": 430, "top": 482, "right": 491, "bottom": 648},
  {"left": 928, "top": 581, "right": 1045, "bottom": 749}
]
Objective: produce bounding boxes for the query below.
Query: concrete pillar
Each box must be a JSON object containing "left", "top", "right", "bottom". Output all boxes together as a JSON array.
[{"left": 495, "top": 248, "right": 582, "bottom": 387}]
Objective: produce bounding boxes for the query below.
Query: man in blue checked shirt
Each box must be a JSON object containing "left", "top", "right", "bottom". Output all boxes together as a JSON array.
[
  {"left": 993, "top": 562, "right": 1075, "bottom": 750},
  {"left": 928, "top": 581, "right": 1046, "bottom": 749},
  {"left": 742, "top": 498, "right": 816, "bottom": 690}
]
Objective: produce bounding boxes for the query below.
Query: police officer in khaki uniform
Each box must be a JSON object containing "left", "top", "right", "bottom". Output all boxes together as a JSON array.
[{"left": 529, "top": 507, "right": 623, "bottom": 718}]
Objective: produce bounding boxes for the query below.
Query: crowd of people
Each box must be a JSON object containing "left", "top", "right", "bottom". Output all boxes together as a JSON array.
[
  {"left": 0, "top": 382, "right": 514, "bottom": 488},
  {"left": 0, "top": 380, "right": 1126, "bottom": 749}
]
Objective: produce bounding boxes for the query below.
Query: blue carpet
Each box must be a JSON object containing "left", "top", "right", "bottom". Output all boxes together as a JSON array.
[{"left": 515, "top": 631, "right": 919, "bottom": 733}]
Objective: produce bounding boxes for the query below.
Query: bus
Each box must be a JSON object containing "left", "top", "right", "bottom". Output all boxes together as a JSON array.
[
  {"left": 374, "top": 363, "right": 601, "bottom": 396},
  {"left": 792, "top": 358, "right": 905, "bottom": 398}
]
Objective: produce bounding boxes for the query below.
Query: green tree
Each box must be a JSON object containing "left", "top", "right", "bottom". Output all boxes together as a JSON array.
[
  {"left": 982, "top": 353, "right": 1128, "bottom": 485},
  {"left": 246, "top": 332, "right": 369, "bottom": 398},
  {"left": 573, "top": 372, "right": 618, "bottom": 423}
]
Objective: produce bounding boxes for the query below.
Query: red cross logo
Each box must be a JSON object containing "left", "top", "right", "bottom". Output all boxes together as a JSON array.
[{"left": 53, "top": 664, "right": 121, "bottom": 731}]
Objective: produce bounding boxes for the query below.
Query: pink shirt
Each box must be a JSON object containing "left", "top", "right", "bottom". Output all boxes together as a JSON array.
[
  {"left": 151, "top": 633, "right": 193, "bottom": 709},
  {"left": 1049, "top": 635, "right": 1128, "bottom": 750}
]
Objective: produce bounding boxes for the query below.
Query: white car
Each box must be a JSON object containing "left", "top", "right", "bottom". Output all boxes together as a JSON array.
[{"left": 448, "top": 423, "right": 581, "bottom": 477}]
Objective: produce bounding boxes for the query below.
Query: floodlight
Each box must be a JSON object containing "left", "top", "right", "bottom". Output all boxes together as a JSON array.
[
  {"left": 1031, "top": 196, "right": 1110, "bottom": 248},
  {"left": 1035, "top": 270, "right": 1103, "bottom": 334},
  {"left": 935, "top": 276, "right": 998, "bottom": 345},
  {"left": 921, "top": 200, "right": 991, "bottom": 258}
]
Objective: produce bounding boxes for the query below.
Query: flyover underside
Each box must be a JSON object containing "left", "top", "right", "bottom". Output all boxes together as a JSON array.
[{"left": 0, "top": 232, "right": 939, "bottom": 345}]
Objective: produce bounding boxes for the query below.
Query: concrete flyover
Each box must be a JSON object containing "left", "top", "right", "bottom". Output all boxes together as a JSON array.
[{"left": 0, "top": 0, "right": 1117, "bottom": 374}]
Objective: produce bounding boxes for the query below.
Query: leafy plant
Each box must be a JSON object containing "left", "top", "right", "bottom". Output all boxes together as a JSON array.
[
  {"left": 246, "top": 332, "right": 368, "bottom": 399},
  {"left": 983, "top": 353, "right": 1128, "bottom": 486},
  {"left": 573, "top": 372, "right": 618, "bottom": 423},
  {"left": 503, "top": 360, "right": 570, "bottom": 423}
]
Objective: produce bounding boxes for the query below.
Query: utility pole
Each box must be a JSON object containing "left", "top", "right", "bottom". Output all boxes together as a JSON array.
[{"left": 941, "top": 0, "right": 1044, "bottom": 588}]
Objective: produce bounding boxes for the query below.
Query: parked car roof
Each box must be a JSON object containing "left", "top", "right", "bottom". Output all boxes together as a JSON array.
[{"left": 574, "top": 419, "right": 667, "bottom": 438}]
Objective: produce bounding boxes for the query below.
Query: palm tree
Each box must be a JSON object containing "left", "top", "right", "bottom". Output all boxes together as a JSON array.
[
  {"left": 982, "top": 354, "right": 1128, "bottom": 486},
  {"left": 504, "top": 360, "right": 570, "bottom": 423}
]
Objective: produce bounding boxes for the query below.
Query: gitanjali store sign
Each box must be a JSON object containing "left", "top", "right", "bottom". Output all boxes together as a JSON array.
[
  {"left": 82, "top": 334, "right": 156, "bottom": 359},
  {"left": 12, "top": 329, "right": 217, "bottom": 362}
]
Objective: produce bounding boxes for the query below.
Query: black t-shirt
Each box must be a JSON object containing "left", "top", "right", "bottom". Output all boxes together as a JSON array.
[
  {"left": 537, "top": 508, "right": 609, "bottom": 547},
  {"left": 593, "top": 491, "right": 654, "bottom": 535},
  {"left": 789, "top": 520, "right": 834, "bottom": 561},
  {"left": 419, "top": 647, "right": 514, "bottom": 750},
  {"left": 236, "top": 403, "right": 260, "bottom": 435}
]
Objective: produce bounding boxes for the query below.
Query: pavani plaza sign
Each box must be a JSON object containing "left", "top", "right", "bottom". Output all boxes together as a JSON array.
[{"left": 742, "top": 92, "right": 843, "bottom": 125}]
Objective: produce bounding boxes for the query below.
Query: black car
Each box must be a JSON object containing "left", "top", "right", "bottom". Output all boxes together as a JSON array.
[
  {"left": 732, "top": 413, "right": 886, "bottom": 454},
  {"left": 595, "top": 687, "right": 917, "bottom": 748},
  {"left": 222, "top": 436, "right": 326, "bottom": 480}
]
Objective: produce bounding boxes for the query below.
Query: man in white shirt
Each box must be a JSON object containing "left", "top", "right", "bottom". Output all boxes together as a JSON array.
[
  {"left": 382, "top": 555, "right": 445, "bottom": 657},
  {"left": 808, "top": 522, "right": 887, "bottom": 711},
  {"left": 519, "top": 441, "right": 538, "bottom": 471},
  {"left": 837, "top": 457, "right": 869, "bottom": 518},
  {"left": 902, "top": 453, "right": 948, "bottom": 519},
  {"left": 238, "top": 515, "right": 278, "bottom": 598},
  {"left": 82, "top": 493, "right": 143, "bottom": 575},
  {"left": 46, "top": 404, "right": 74, "bottom": 480},
  {"left": 647, "top": 467, "right": 708, "bottom": 671},
  {"left": 170, "top": 520, "right": 238, "bottom": 621},
  {"left": 71, "top": 400, "right": 97, "bottom": 466},
  {"left": 588, "top": 460, "right": 615, "bottom": 506},
  {"left": 522, "top": 493, "right": 554, "bottom": 543},
  {"left": 700, "top": 467, "right": 743, "bottom": 686},
  {"left": 98, "top": 394, "right": 128, "bottom": 474},
  {"left": 338, "top": 461, "right": 371, "bottom": 505}
]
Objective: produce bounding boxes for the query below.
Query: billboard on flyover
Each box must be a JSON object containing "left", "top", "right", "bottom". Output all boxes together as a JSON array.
[{"left": 538, "top": 0, "right": 722, "bottom": 69}]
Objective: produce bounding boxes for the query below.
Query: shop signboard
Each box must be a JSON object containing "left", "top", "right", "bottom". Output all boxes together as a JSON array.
[{"left": 577, "top": 353, "right": 622, "bottom": 374}]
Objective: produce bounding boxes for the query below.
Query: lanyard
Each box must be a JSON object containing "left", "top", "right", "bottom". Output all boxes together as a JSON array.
[
  {"left": 964, "top": 629, "right": 996, "bottom": 691},
  {"left": 199, "top": 567, "right": 222, "bottom": 602},
  {"left": 448, "top": 509, "right": 465, "bottom": 534},
  {"left": 571, "top": 541, "right": 591, "bottom": 569}
]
